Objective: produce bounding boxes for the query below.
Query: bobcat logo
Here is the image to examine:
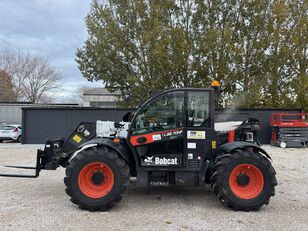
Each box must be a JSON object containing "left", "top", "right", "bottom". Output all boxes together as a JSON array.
[{"left": 144, "top": 156, "right": 154, "bottom": 165}]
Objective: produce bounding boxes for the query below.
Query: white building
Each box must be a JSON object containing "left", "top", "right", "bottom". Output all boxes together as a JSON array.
[
  {"left": 0, "top": 102, "right": 78, "bottom": 124},
  {"left": 82, "top": 88, "right": 121, "bottom": 108}
]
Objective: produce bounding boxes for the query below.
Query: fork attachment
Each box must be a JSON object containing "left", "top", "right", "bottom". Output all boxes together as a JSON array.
[{"left": 0, "top": 138, "right": 66, "bottom": 178}]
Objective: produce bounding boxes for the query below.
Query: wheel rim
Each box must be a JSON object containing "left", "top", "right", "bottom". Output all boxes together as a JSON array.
[
  {"left": 229, "top": 164, "right": 264, "bottom": 200},
  {"left": 280, "top": 141, "right": 287, "bottom": 148},
  {"left": 78, "top": 162, "right": 114, "bottom": 199}
]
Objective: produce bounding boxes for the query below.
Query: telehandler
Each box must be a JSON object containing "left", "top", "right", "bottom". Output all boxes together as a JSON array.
[{"left": 0, "top": 82, "right": 277, "bottom": 211}]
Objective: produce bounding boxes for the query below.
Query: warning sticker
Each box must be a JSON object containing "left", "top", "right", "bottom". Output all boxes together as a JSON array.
[
  {"left": 212, "top": 140, "right": 217, "bottom": 149},
  {"left": 187, "top": 142, "right": 196, "bottom": 149},
  {"left": 187, "top": 131, "right": 206, "bottom": 139},
  {"left": 72, "top": 134, "right": 82, "bottom": 143},
  {"left": 152, "top": 134, "right": 162, "bottom": 141}
]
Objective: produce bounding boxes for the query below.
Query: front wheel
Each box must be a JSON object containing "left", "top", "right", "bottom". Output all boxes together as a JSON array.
[
  {"left": 64, "top": 146, "right": 130, "bottom": 211},
  {"left": 210, "top": 149, "right": 277, "bottom": 211}
]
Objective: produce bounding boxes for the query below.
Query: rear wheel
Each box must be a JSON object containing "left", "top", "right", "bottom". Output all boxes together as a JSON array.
[
  {"left": 64, "top": 146, "right": 130, "bottom": 211},
  {"left": 210, "top": 149, "right": 277, "bottom": 211}
]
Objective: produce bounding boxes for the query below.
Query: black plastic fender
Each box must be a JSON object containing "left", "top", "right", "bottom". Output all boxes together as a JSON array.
[
  {"left": 75, "top": 138, "right": 130, "bottom": 162},
  {"left": 218, "top": 141, "right": 272, "bottom": 160}
]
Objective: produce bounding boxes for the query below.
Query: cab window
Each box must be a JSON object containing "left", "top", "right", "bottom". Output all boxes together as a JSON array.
[
  {"left": 188, "top": 91, "right": 210, "bottom": 127},
  {"left": 131, "top": 91, "right": 184, "bottom": 135}
]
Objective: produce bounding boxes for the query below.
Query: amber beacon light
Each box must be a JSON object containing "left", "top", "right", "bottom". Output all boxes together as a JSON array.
[{"left": 211, "top": 80, "right": 221, "bottom": 87}]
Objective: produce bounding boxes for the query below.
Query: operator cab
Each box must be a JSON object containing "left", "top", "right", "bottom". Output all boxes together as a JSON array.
[{"left": 128, "top": 89, "right": 215, "bottom": 171}]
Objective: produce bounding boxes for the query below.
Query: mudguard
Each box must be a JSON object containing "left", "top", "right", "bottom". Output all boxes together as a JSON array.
[
  {"left": 218, "top": 141, "right": 271, "bottom": 160},
  {"left": 75, "top": 138, "right": 130, "bottom": 162}
]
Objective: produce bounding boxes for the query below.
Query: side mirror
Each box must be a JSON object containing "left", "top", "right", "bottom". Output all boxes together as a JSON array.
[
  {"left": 123, "top": 89, "right": 131, "bottom": 102},
  {"left": 124, "top": 94, "right": 131, "bottom": 102}
]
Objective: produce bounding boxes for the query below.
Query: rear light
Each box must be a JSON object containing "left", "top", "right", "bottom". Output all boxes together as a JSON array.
[{"left": 13, "top": 128, "right": 18, "bottom": 133}]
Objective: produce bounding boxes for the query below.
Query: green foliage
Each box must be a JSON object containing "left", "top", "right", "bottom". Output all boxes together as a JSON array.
[{"left": 77, "top": 0, "right": 307, "bottom": 110}]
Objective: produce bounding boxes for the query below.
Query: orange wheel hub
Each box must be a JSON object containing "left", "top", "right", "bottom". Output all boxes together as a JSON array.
[
  {"left": 78, "top": 162, "right": 114, "bottom": 199},
  {"left": 229, "top": 164, "right": 264, "bottom": 199}
]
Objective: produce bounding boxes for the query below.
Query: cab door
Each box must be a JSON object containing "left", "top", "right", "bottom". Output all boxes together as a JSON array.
[
  {"left": 185, "top": 90, "right": 214, "bottom": 169},
  {"left": 128, "top": 90, "right": 185, "bottom": 167}
]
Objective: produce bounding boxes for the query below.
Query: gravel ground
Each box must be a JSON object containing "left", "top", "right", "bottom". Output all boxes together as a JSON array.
[{"left": 0, "top": 143, "right": 307, "bottom": 231}]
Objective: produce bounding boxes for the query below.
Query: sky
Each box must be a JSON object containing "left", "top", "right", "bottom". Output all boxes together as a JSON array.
[{"left": 0, "top": 0, "right": 102, "bottom": 102}]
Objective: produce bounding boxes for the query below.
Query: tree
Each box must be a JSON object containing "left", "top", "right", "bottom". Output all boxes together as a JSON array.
[
  {"left": 288, "top": 0, "right": 308, "bottom": 111},
  {"left": 0, "top": 50, "right": 62, "bottom": 103},
  {"left": 0, "top": 70, "right": 16, "bottom": 102},
  {"left": 228, "top": 0, "right": 272, "bottom": 108},
  {"left": 77, "top": 0, "right": 307, "bottom": 109},
  {"left": 77, "top": 0, "right": 212, "bottom": 106}
]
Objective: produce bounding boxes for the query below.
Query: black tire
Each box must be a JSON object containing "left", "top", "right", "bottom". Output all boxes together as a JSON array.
[
  {"left": 210, "top": 148, "right": 277, "bottom": 211},
  {"left": 64, "top": 146, "right": 130, "bottom": 211},
  {"left": 0, "top": 140, "right": 3, "bottom": 143},
  {"left": 17, "top": 136, "right": 22, "bottom": 143}
]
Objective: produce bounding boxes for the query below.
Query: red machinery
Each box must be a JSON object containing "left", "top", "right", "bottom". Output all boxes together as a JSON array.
[{"left": 271, "top": 113, "right": 308, "bottom": 148}]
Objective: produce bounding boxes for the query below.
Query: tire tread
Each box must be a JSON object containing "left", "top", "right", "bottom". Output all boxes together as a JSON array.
[
  {"left": 64, "top": 146, "right": 130, "bottom": 211},
  {"left": 210, "top": 149, "right": 277, "bottom": 211}
]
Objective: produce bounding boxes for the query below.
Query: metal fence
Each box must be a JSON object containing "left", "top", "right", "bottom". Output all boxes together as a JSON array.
[{"left": 21, "top": 107, "right": 302, "bottom": 144}]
